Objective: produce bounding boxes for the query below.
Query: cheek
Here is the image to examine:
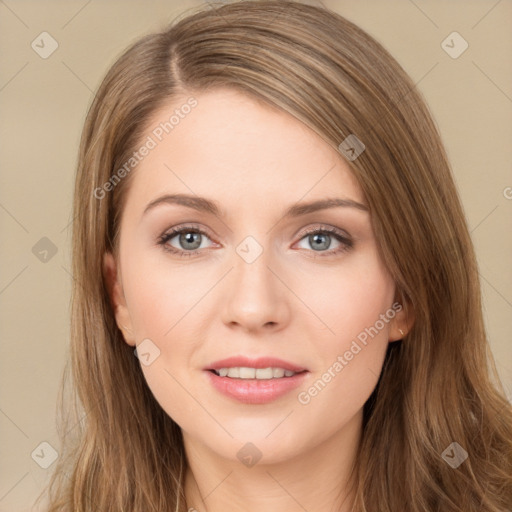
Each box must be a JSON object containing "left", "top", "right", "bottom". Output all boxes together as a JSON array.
[
  {"left": 295, "top": 251, "right": 394, "bottom": 407},
  {"left": 299, "top": 249, "right": 395, "bottom": 345},
  {"left": 122, "top": 258, "right": 204, "bottom": 428},
  {"left": 122, "top": 248, "right": 200, "bottom": 339}
]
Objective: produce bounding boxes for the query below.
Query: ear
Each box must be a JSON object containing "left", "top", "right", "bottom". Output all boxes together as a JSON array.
[
  {"left": 103, "top": 252, "right": 136, "bottom": 346},
  {"left": 388, "top": 294, "right": 415, "bottom": 343}
]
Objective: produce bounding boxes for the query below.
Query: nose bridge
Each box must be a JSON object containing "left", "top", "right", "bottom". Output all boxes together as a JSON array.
[
  {"left": 238, "top": 241, "right": 270, "bottom": 283},
  {"left": 233, "top": 234, "right": 277, "bottom": 298}
]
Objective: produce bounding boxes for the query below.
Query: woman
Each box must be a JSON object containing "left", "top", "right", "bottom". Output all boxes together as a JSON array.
[{"left": 39, "top": 1, "right": 512, "bottom": 511}]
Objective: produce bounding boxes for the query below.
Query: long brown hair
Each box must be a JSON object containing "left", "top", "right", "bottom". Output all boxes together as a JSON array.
[{"left": 37, "top": 1, "right": 512, "bottom": 510}]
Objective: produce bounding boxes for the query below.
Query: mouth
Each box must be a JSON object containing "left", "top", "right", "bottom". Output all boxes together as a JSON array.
[
  {"left": 208, "top": 367, "right": 306, "bottom": 379},
  {"left": 204, "top": 356, "right": 309, "bottom": 404}
]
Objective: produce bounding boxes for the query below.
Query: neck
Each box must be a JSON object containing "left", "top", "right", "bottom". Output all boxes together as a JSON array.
[{"left": 182, "top": 410, "right": 362, "bottom": 512}]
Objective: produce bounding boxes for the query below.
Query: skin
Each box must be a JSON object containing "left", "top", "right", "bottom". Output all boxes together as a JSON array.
[{"left": 103, "top": 88, "right": 414, "bottom": 512}]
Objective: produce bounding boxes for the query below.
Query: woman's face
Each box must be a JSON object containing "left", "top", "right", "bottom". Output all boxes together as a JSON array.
[{"left": 104, "top": 88, "right": 409, "bottom": 464}]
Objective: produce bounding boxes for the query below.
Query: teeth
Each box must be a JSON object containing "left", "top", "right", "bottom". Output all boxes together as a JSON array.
[
  {"left": 214, "top": 366, "right": 298, "bottom": 379},
  {"left": 255, "top": 368, "right": 273, "bottom": 379},
  {"left": 228, "top": 367, "right": 239, "bottom": 378},
  {"left": 239, "top": 367, "right": 255, "bottom": 379}
]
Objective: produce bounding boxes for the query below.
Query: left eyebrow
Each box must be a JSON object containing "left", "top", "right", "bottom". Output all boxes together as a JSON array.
[
  {"left": 141, "top": 193, "right": 369, "bottom": 220},
  {"left": 283, "top": 197, "right": 369, "bottom": 216}
]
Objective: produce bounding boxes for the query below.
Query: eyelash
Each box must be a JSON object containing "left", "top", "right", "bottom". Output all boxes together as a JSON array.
[{"left": 156, "top": 224, "right": 353, "bottom": 259}]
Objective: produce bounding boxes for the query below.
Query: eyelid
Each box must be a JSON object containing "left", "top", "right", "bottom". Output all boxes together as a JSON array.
[
  {"left": 157, "top": 223, "right": 217, "bottom": 248},
  {"left": 296, "top": 223, "right": 351, "bottom": 240},
  {"left": 292, "top": 224, "right": 353, "bottom": 256}
]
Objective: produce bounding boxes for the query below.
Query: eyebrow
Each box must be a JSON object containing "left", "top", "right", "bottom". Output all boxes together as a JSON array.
[{"left": 142, "top": 193, "right": 369, "bottom": 219}]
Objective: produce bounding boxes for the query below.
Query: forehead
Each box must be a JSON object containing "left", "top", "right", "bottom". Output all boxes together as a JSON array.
[{"left": 124, "top": 88, "right": 366, "bottom": 216}]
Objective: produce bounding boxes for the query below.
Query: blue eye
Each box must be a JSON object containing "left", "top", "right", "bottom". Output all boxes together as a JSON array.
[
  {"left": 295, "top": 226, "right": 353, "bottom": 257},
  {"left": 157, "top": 224, "right": 353, "bottom": 258},
  {"left": 157, "top": 224, "right": 214, "bottom": 257}
]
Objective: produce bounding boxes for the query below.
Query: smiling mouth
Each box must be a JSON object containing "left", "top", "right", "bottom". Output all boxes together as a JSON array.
[
  {"left": 206, "top": 362, "right": 309, "bottom": 404},
  {"left": 209, "top": 367, "right": 307, "bottom": 379}
]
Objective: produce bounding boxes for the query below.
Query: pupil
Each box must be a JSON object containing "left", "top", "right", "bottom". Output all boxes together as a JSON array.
[
  {"left": 311, "top": 233, "right": 329, "bottom": 251},
  {"left": 181, "top": 232, "right": 201, "bottom": 250}
]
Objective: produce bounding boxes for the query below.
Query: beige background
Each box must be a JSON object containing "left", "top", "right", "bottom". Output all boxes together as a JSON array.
[{"left": 1, "top": 1, "right": 511, "bottom": 510}]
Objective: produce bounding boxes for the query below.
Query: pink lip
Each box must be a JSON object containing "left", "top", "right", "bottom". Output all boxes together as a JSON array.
[
  {"left": 205, "top": 356, "right": 307, "bottom": 373},
  {"left": 206, "top": 370, "right": 308, "bottom": 404},
  {"left": 204, "top": 356, "right": 309, "bottom": 405}
]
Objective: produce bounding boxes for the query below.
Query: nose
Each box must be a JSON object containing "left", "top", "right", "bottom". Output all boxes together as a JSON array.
[{"left": 220, "top": 245, "right": 290, "bottom": 333}]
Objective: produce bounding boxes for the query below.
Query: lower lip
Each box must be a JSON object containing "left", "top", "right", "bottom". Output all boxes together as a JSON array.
[{"left": 205, "top": 370, "right": 308, "bottom": 404}]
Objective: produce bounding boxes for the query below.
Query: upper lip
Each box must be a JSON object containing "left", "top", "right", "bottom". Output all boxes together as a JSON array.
[{"left": 205, "top": 356, "right": 307, "bottom": 373}]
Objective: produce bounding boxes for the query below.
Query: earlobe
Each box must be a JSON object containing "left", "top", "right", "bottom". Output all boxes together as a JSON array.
[
  {"left": 389, "top": 299, "right": 415, "bottom": 342},
  {"left": 102, "top": 252, "right": 136, "bottom": 346}
]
